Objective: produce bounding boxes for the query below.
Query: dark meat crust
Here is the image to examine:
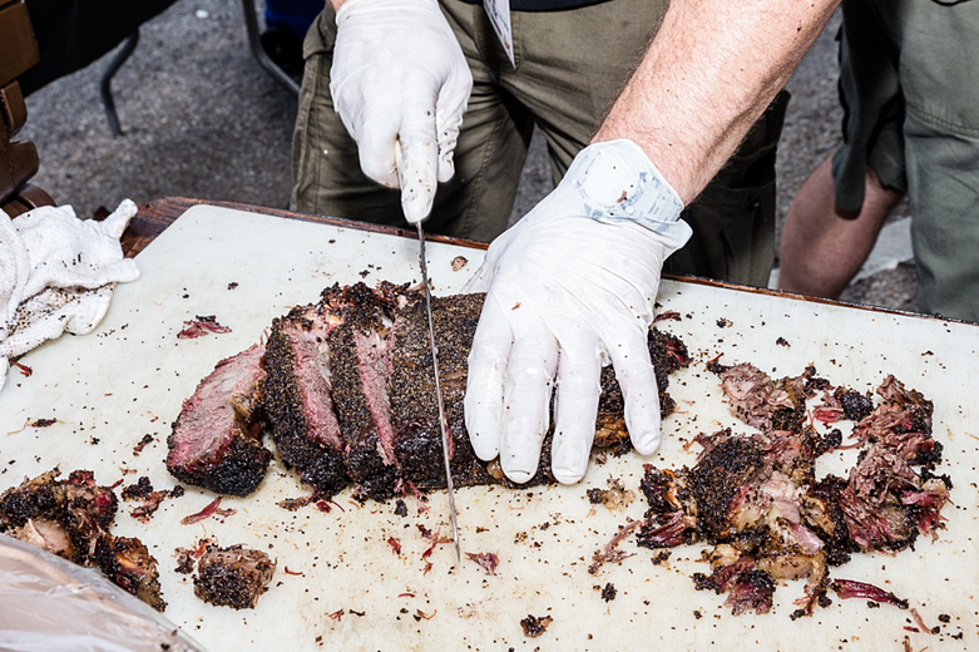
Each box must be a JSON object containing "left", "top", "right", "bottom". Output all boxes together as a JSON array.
[
  {"left": 193, "top": 544, "right": 276, "bottom": 610},
  {"left": 390, "top": 293, "right": 490, "bottom": 491},
  {"left": 262, "top": 297, "right": 349, "bottom": 497},
  {"left": 801, "top": 476, "right": 855, "bottom": 566},
  {"left": 687, "top": 432, "right": 768, "bottom": 542},
  {"left": 93, "top": 535, "right": 167, "bottom": 612},
  {"left": 166, "top": 344, "right": 272, "bottom": 497},
  {"left": 167, "top": 434, "right": 271, "bottom": 498}
]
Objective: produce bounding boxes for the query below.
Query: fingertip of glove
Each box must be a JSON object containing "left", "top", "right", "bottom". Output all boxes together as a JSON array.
[
  {"left": 552, "top": 465, "right": 585, "bottom": 485},
  {"left": 401, "top": 190, "right": 433, "bottom": 224},
  {"left": 469, "top": 431, "right": 500, "bottom": 462},
  {"left": 437, "top": 154, "right": 455, "bottom": 184},
  {"left": 502, "top": 466, "right": 535, "bottom": 485},
  {"left": 632, "top": 430, "right": 662, "bottom": 456}
]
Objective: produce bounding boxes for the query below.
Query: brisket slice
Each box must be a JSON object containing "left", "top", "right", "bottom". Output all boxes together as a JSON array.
[
  {"left": 262, "top": 294, "right": 349, "bottom": 497},
  {"left": 327, "top": 283, "right": 404, "bottom": 501},
  {"left": 389, "top": 293, "right": 689, "bottom": 491},
  {"left": 166, "top": 343, "right": 272, "bottom": 497}
]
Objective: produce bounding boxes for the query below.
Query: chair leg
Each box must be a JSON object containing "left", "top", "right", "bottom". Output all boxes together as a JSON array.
[
  {"left": 241, "top": 0, "right": 300, "bottom": 95},
  {"left": 100, "top": 30, "right": 141, "bottom": 137}
]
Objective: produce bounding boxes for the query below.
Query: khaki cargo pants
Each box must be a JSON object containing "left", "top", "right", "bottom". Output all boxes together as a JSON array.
[
  {"left": 832, "top": 0, "right": 979, "bottom": 320},
  {"left": 291, "top": 0, "right": 789, "bottom": 287}
]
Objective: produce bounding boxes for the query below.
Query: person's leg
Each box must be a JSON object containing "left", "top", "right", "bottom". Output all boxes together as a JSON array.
[
  {"left": 779, "top": 0, "right": 907, "bottom": 297},
  {"left": 779, "top": 156, "right": 904, "bottom": 297},
  {"left": 290, "top": 4, "right": 534, "bottom": 241},
  {"left": 491, "top": 0, "right": 668, "bottom": 182}
]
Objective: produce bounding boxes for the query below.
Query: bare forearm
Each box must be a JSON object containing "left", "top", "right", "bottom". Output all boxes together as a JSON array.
[{"left": 594, "top": 0, "right": 839, "bottom": 204}]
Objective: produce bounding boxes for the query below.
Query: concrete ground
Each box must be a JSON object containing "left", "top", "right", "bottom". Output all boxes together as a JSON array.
[{"left": 20, "top": 1, "right": 917, "bottom": 313}]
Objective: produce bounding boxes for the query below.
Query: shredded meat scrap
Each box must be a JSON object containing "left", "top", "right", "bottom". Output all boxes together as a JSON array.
[{"left": 633, "top": 364, "right": 949, "bottom": 618}]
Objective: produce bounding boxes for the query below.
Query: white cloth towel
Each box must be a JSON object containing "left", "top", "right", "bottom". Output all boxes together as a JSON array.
[{"left": 0, "top": 200, "right": 140, "bottom": 393}]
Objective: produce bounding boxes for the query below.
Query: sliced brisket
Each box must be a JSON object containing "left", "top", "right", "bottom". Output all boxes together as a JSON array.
[
  {"left": 166, "top": 343, "right": 272, "bottom": 497},
  {"left": 178, "top": 284, "right": 689, "bottom": 500},
  {"left": 327, "top": 283, "right": 404, "bottom": 501},
  {"left": 262, "top": 294, "right": 349, "bottom": 497}
]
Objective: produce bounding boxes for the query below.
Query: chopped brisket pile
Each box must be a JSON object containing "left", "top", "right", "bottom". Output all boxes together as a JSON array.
[
  {"left": 192, "top": 543, "right": 276, "bottom": 609},
  {"left": 635, "top": 362, "right": 950, "bottom": 618},
  {"left": 0, "top": 469, "right": 167, "bottom": 611},
  {"left": 166, "top": 343, "right": 271, "bottom": 496},
  {"left": 168, "top": 283, "right": 689, "bottom": 502}
]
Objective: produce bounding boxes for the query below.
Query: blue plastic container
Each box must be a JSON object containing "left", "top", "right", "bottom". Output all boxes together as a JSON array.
[{"left": 264, "top": 0, "right": 323, "bottom": 40}]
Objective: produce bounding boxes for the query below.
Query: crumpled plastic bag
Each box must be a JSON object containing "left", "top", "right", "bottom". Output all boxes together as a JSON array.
[
  {"left": 0, "top": 533, "right": 207, "bottom": 652},
  {"left": 0, "top": 200, "right": 140, "bottom": 393}
]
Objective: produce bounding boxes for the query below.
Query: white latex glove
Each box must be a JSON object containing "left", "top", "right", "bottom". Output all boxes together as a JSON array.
[
  {"left": 0, "top": 200, "right": 140, "bottom": 394},
  {"left": 464, "top": 139, "right": 693, "bottom": 484},
  {"left": 330, "top": 0, "right": 472, "bottom": 223}
]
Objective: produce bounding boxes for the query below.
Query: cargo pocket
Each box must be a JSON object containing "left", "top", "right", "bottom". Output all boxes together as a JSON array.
[
  {"left": 291, "top": 8, "right": 338, "bottom": 212},
  {"left": 664, "top": 90, "right": 790, "bottom": 288}
]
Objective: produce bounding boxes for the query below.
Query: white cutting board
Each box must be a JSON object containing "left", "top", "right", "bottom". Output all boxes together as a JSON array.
[{"left": 1, "top": 204, "right": 978, "bottom": 651}]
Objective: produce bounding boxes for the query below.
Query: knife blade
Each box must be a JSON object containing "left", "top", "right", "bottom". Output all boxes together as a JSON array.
[
  {"left": 415, "top": 222, "right": 462, "bottom": 563},
  {"left": 396, "top": 141, "right": 461, "bottom": 562}
]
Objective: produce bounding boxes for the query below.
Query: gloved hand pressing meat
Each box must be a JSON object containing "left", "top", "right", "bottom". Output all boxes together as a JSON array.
[
  {"left": 0, "top": 200, "right": 140, "bottom": 394},
  {"left": 330, "top": 0, "right": 473, "bottom": 223},
  {"left": 463, "top": 139, "right": 692, "bottom": 484}
]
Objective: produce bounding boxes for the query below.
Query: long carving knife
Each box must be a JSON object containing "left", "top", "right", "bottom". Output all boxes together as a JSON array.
[
  {"left": 416, "top": 222, "right": 462, "bottom": 563},
  {"left": 397, "top": 142, "right": 460, "bottom": 562}
]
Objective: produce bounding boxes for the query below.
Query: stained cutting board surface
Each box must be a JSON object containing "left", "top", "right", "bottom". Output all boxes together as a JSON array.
[{"left": 1, "top": 205, "right": 978, "bottom": 651}]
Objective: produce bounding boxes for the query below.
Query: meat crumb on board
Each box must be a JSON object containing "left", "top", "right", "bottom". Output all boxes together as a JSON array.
[
  {"left": 121, "top": 476, "right": 183, "bottom": 522},
  {"left": 193, "top": 543, "right": 276, "bottom": 609},
  {"left": 465, "top": 551, "right": 500, "bottom": 576},
  {"left": 177, "top": 315, "right": 232, "bottom": 339},
  {"left": 600, "top": 582, "right": 617, "bottom": 602},
  {"left": 520, "top": 614, "right": 553, "bottom": 638}
]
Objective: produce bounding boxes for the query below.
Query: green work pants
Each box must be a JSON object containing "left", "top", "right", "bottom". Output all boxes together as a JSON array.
[
  {"left": 291, "top": 0, "right": 788, "bottom": 287},
  {"left": 832, "top": 0, "right": 979, "bottom": 321}
]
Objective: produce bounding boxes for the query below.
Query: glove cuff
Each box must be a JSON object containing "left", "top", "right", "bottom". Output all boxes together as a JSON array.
[{"left": 563, "top": 139, "right": 692, "bottom": 252}]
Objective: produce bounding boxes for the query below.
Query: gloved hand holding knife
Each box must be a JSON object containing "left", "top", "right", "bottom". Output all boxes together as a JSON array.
[
  {"left": 329, "top": 0, "right": 472, "bottom": 223},
  {"left": 328, "top": 0, "right": 692, "bottom": 492}
]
